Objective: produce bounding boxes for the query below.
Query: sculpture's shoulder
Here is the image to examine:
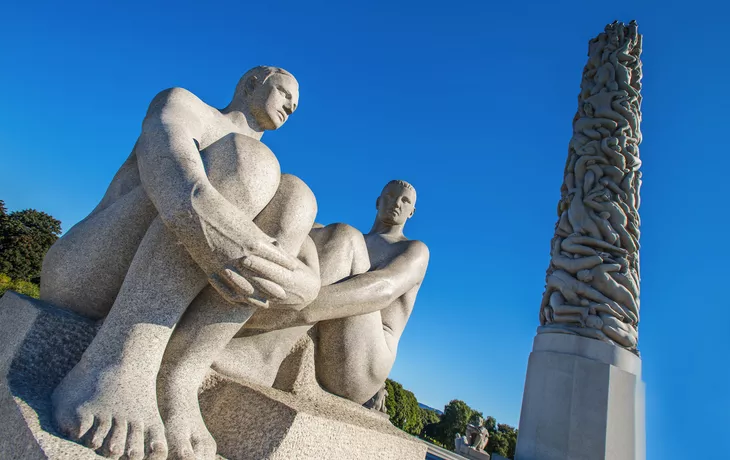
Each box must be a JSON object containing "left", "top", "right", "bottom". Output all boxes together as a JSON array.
[
  {"left": 401, "top": 238, "right": 429, "bottom": 263},
  {"left": 144, "top": 87, "right": 216, "bottom": 120}
]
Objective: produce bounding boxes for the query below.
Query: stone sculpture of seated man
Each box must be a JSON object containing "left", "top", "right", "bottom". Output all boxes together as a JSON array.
[{"left": 40, "top": 66, "right": 322, "bottom": 460}]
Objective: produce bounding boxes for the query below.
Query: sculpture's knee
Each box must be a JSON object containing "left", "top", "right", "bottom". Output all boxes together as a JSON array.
[
  {"left": 254, "top": 173, "right": 317, "bottom": 255},
  {"left": 328, "top": 223, "right": 369, "bottom": 276},
  {"left": 326, "top": 359, "right": 391, "bottom": 404},
  {"left": 200, "top": 133, "right": 280, "bottom": 211}
]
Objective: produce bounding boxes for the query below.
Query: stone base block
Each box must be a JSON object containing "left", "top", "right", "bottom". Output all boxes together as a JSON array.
[
  {"left": 516, "top": 333, "right": 645, "bottom": 460},
  {"left": 0, "top": 291, "right": 101, "bottom": 459},
  {"left": 0, "top": 291, "right": 426, "bottom": 460},
  {"left": 199, "top": 333, "right": 427, "bottom": 460},
  {"left": 456, "top": 444, "right": 490, "bottom": 459}
]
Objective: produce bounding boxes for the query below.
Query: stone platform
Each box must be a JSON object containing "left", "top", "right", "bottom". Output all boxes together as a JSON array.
[
  {"left": 516, "top": 333, "right": 645, "bottom": 460},
  {"left": 0, "top": 291, "right": 426, "bottom": 460}
]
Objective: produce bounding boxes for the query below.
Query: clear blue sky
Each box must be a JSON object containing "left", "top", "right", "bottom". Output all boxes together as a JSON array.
[{"left": 1, "top": 1, "right": 727, "bottom": 458}]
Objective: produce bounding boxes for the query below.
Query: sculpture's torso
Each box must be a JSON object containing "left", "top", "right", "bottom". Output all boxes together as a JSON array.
[{"left": 364, "top": 233, "right": 423, "bottom": 344}]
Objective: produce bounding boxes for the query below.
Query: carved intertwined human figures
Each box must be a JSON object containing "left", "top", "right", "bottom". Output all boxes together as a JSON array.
[{"left": 41, "top": 66, "right": 429, "bottom": 460}]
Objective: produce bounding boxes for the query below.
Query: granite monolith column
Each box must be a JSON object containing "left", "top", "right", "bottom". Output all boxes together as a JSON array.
[{"left": 516, "top": 21, "right": 645, "bottom": 460}]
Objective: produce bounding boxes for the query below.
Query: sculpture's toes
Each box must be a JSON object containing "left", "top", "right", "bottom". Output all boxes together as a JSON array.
[
  {"left": 125, "top": 422, "right": 146, "bottom": 460},
  {"left": 168, "top": 432, "right": 197, "bottom": 460},
  {"left": 147, "top": 425, "right": 169, "bottom": 460},
  {"left": 87, "top": 414, "right": 112, "bottom": 450},
  {"left": 102, "top": 418, "right": 128, "bottom": 459},
  {"left": 56, "top": 405, "right": 95, "bottom": 441},
  {"left": 192, "top": 431, "right": 217, "bottom": 460}
]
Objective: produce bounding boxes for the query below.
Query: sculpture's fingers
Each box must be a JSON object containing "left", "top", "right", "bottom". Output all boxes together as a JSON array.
[
  {"left": 239, "top": 254, "right": 292, "bottom": 287},
  {"left": 210, "top": 270, "right": 255, "bottom": 303},
  {"left": 209, "top": 275, "right": 238, "bottom": 303},
  {"left": 243, "top": 295, "right": 270, "bottom": 309},
  {"left": 246, "top": 274, "right": 287, "bottom": 300},
  {"left": 252, "top": 241, "right": 298, "bottom": 271}
]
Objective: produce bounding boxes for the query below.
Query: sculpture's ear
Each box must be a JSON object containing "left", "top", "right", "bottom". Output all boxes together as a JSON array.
[
  {"left": 375, "top": 196, "right": 380, "bottom": 210},
  {"left": 244, "top": 75, "right": 259, "bottom": 97},
  {"left": 409, "top": 206, "right": 416, "bottom": 218}
]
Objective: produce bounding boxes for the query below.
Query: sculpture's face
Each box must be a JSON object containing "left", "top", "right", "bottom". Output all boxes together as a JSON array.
[
  {"left": 376, "top": 183, "right": 416, "bottom": 226},
  {"left": 250, "top": 73, "right": 299, "bottom": 130}
]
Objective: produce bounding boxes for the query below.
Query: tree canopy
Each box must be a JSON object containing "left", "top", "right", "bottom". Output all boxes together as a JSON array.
[
  {"left": 384, "top": 379, "right": 422, "bottom": 435},
  {"left": 0, "top": 200, "right": 61, "bottom": 282}
]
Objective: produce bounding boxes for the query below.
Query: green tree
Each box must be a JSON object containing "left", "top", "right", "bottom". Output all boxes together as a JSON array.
[
  {"left": 485, "top": 423, "right": 518, "bottom": 459},
  {"left": 484, "top": 415, "right": 497, "bottom": 432},
  {"left": 0, "top": 201, "right": 61, "bottom": 281},
  {"left": 419, "top": 406, "right": 441, "bottom": 431},
  {"left": 384, "top": 379, "right": 422, "bottom": 435},
  {"left": 432, "top": 399, "right": 476, "bottom": 450}
]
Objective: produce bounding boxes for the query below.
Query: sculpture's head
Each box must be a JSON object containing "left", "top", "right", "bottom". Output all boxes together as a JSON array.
[
  {"left": 376, "top": 180, "right": 416, "bottom": 226},
  {"left": 234, "top": 66, "right": 299, "bottom": 130}
]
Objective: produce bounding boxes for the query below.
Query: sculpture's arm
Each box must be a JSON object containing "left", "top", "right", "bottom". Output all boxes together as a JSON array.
[
  {"left": 302, "top": 240, "right": 430, "bottom": 323},
  {"left": 136, "top": 88, "right": 298, "bottom": 299}
]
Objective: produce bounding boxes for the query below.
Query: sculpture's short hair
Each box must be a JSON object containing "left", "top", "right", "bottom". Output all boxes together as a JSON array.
[
  {"left": 234, "top": 66, "right": 295, "bottom": 99},
  {"left": 382, "top": 180, "right": 417, "bottom": 201}
]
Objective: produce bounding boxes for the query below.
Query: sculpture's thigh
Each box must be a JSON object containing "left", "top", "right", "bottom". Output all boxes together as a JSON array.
[
  {"left": 40, "top": 186, "right": 157, "bottom": 319},
  {"left": 316, "top": 313, "right": 394, "bottom": 404}
]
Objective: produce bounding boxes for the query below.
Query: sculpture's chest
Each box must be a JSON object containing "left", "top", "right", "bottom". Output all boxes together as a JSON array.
[
  {"left": 365, "top": 236, "right": 405, "bottom": 270},
  {"left": 200, "top": 133, "right": 281, "bottom": 218}
]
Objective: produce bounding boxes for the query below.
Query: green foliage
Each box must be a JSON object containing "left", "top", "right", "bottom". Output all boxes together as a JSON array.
[
  {"left": 485, "top": 423, "right": 518, "bottom": 459},
  {"left": 0, "top": 201, "right": 61, "bottom": 282},
  {"left": 431, "top": 399, "right": 477, "bottom": 449},
  {"left": 420, "top": 434, "right": 446, "bottom": 449},
  {"left": 413, "top": 398, "right": 517, "bottom": 458},
  {"left": 419, "top": 406, "right": 441, "bottom": 428},
  {"left": 384, "top": 379, "right": 423, "bottom": 435},
  {"left": 484, "top": 415, "right": 497, "bottom": 432},
  {"left": 0, "top": 273, "right": 40, "bottom": 298}
]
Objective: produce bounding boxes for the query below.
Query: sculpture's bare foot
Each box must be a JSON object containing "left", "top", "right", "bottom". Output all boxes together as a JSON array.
[
  {"left": 158, "top": 372, "right": 217, "bottom": 460},
  {"left": 52, "top": 360, "right": 168, "bottom": 459},
  {"left": 163, "top": 406, "right": 217, "bottom": 460}
]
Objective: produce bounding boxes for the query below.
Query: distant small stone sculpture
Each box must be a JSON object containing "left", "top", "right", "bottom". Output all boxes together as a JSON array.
[
  {"left": 465, "top": 417, "right": 489, "bottom": 451},
  {"left": 364, "top": 385, "right": 388, "bottom": 413},
  {"left": 25, "top": 65, "right": 429, "bottom": 460},
  {"left": 455, "top": 418, "right": 490, "bottom": 459},
  {"left": 538, "top": 21, "right": 643, "bottom": 353}
]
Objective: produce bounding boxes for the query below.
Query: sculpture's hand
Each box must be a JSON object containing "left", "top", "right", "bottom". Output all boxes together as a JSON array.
[
  {"left": 235, "top": 252, "right": 321, "bottom": 310},
  {"left": 208, "top": 241, "right": 299, "bottom": 307}
]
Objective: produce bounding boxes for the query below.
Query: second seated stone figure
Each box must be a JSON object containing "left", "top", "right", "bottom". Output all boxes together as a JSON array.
[{"left": 160, "top": 179, "right": 429, "bottom": 458}]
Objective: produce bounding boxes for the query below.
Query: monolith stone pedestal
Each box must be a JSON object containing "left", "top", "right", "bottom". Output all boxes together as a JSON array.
[{"left": 515, "top": 334, "right": 645, "bottom": 460}]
